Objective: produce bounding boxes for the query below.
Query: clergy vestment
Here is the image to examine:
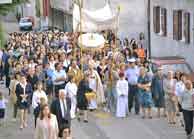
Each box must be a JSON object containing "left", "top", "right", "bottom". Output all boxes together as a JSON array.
[
  {"left": 68, "top": 66, "right": 82, "bottom": 86},
  {"left": 64, "top": 81, "right": 78, "bottom": 119},
  {"left": 116, "top": 79, "right": 129, "bottom": 118},
  {"left": 87, "top": 70, "right": 105, "bottom": 110}
]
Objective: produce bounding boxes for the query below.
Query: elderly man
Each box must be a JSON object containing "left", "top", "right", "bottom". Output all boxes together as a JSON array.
[
  {"left": 125, "top": 58, "right": 140, "bottom": 115},
  {"left": 51, "top": 89, "right": 71, "bottom": 138}
]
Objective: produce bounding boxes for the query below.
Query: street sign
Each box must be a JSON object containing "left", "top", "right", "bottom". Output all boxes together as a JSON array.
[{"left": 0, "top": 0, "right": 12, "bottom": 4}]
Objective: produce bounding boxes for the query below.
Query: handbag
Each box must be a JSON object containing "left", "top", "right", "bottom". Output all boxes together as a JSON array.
[
  {"left": 10, "top": 81, "right": 18, "bottom": 104},
  {"left": 10, "top": 91, "right": 17, "bottom": 104},
  {"left": 85, "top": 92, "right": 97, "bottom": 102}
]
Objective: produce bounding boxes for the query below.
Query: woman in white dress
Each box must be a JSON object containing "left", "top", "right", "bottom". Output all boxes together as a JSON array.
[
  {"left": 64, "top": 75, "right": 78, "bottom": 119},
  {"left": 116, "top": 72, "right": 129, "bottom": 118}
]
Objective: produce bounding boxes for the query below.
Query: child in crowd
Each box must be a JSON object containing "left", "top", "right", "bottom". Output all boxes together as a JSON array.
[
  {"left": 116, "top": 72, "right": 129, "bottom": 118},
  {"left": 0, "top": 92, "right": 7, "bottom": 126}
]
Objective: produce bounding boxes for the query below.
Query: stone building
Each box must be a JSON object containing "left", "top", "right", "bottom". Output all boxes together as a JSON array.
[{"left": 150, "top": 0, "right": 194, "bottom": 69}]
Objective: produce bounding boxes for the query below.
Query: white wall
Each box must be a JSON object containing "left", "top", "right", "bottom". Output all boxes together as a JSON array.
[
  {"left": 151, "top": 0, "right": 194, "bottom": 69},
  {"left": 83, "top": 0, "right": 147, "bottom": 39}
]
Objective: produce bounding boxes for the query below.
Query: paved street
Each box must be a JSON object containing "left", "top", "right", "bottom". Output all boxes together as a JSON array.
[
  {"left": 0, "top": 20, "right": 190, "bottom": 139},
  {"left": 0, "top": 84, "right": 188, "bottom": 139}
]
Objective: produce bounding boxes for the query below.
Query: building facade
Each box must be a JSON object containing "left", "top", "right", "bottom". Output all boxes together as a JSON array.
[
  {"left": 49, "top": 0, "right": 73, "bottom": 32},
  {"left": 150, "top": 0, "right": 194, "bottom": 69}
]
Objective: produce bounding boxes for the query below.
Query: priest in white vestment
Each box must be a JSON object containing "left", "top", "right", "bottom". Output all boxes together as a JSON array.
[
  {"left": 116, "top": 72, "right": 129, "bottom": 118},
  {"left": 64, "top": 75, "right": 78, "bottom": 119},
  {"left": 86, "top": 61, "right": 105, "bottom": 110}
]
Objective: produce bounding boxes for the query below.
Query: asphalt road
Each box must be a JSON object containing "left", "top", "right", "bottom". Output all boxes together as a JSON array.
[{"left": 0, "top": 83, "right": 189, "bottom": 139}]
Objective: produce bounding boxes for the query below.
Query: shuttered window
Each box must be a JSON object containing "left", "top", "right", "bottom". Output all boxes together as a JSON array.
[
  {"left": 153, "top": 6, "right": 160, "bottom": 33},
  {"left": 173, "top": 10, "right": 190, "bottom": 43},
  {"left": 153, "top": 6, "right": 167, "bottom": 36},
  {"left": 184, "top": 12, "right": 190, "bottom": 43},
  {"left": 173, "top": 10, "right": 182, "bottom": 40},
  {"left": 161, "top": 8, "right": 167, "bottom": 36}
]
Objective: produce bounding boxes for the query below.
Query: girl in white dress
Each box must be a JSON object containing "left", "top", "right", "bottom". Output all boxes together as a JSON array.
[{"left": 116, "top": 72, "right": 129, "bottom": 118}]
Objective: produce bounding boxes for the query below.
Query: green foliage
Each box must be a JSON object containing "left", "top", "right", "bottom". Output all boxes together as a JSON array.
[
  {"left": 35, "top": 0, "right": 40, "bottom": 17},
  {"left": 0, "top": 0, "right": 29, "bottom": 16},
  {"left": 0, "top": 0, "right": 29, "bottom": 47},
  {"left": 0, "top": 22, "right": 5, "bottom": 48}
]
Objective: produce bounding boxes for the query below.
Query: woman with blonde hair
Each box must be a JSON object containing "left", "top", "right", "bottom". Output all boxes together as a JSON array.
[
  {"left": 104, "top": 62, "right": 119, "bottom": 113},
  {"left": 180, "top": 80, "right": 194, "bottom": 139},
  {"left": 163, "top": 71, "right": 177, "bottom": 124}
]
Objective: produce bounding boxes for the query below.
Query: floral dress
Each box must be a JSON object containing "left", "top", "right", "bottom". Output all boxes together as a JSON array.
[{"left": 138, "top": 75, "right": 153, "bottom": 108}]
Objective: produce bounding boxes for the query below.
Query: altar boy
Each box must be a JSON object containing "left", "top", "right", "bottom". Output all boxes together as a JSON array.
[{"left": 116, "top": 72, "right": 129, "bottom": 118}]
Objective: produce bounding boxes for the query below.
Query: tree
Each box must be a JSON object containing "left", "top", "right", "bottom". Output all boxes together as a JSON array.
[
  {"left": 0, "top": 0, "right": 29, "bottom": 15},
  {"left": 0, "top": 0, "right": 29, "bottom": 47}
]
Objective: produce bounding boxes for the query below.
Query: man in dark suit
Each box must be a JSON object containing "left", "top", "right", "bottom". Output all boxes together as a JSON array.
[{"left": 51, "top": 89, "right": 71, "bottom": 137}]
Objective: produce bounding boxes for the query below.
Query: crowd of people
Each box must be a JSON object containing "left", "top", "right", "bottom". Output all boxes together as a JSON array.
[{"left": 0, "top": 30, "right": 193, "bottom": 139}]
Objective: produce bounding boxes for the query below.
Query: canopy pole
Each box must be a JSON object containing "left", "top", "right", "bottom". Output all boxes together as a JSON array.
[{"left": 79, "top": 0, "right": 84, "bottom": 74}]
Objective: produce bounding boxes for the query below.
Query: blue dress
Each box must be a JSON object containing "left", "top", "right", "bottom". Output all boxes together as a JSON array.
[
  {"left": 138, "top": 75, "right": 153, "bottom": 108},
  {"left": 151, "top": 75, "right": 165, "bottom": 108}
]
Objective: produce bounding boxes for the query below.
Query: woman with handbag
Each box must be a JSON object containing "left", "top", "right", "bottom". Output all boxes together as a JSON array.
[
  {"left": 9, "top": 72, "right": 20, "bottom": 121},
  {"left": 163, "top": 71, "right": 177, "bottom": 124},
  {"left": 77, "top": 74, "right": 92, "bottom": 123}
]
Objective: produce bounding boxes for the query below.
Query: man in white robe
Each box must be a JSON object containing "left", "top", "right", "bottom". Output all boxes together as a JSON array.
[
  {"left": 64, "top": 76, "right": 78, "bottom": 119},
  {"left": 116, "top": 73, "right": 129, "bottom": 118},
  {"left": 86, "top": 61, "right": 105, "bottom": 110}
]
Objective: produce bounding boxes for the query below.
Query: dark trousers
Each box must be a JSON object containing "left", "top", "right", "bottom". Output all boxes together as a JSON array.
[
  {"left": 183, "top": 109, "right": 194, "bottom": 135},
  {"left": 54, "top": 83, "right": 66, "bottom": 98},
  {"left": 5, "top": 75, "right": 10, "bottom": 88},
  {"left": 128, "top": 84, "right": 140, "bottom": 114},
  {"left": 13, "top": 104, "right": 18, "bottom": 118},
  {"left": 34, "top": 115, "right": 38, "bottom": 128}
]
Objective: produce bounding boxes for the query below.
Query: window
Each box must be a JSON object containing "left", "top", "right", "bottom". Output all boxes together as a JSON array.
[
  {"left": 153, "top": 6, "right": 167, "bottom": 36},
  {"left": 184, "top": 12, "right": 190, "bottom": 43},
  {"left": 173, "top": 10, "right": 190, "bottom": 43}
]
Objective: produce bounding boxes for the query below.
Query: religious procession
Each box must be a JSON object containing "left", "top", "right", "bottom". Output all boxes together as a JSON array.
[{"left": 0, "top": 0, "right": 194, "bottom": 139}]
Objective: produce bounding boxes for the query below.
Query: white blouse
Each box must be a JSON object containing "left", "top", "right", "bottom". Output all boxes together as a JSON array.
[{"left": 32, "top": 90, "right": 48, "bottom": 109}]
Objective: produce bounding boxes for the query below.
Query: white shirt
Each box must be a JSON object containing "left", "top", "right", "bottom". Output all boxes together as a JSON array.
[
  {"left": 32, "top": 90, "right": 48, "bottom": 109},
  {"left": 64, "top": 82, "right": 77, "bottom": 98},
  {"left": 59, "top": 99, "right": 67, "bottom": 118},
  {"left": 63, "top": 59, "right": 70, "bottom": 68},
  {"left": 28, "top": 63, "right": 37, "bottom": 69},
  {"left": 52, "top": 70, "right": 67, "bottom": 85},
  {"left": 175, "top": 81, "right": 185, "bottom": 97},
  {"left": 49, "top": 61, "right": 56, "bottom": 71}
]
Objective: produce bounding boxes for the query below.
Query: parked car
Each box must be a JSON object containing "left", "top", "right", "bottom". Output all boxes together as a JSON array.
[
  {"left": 150, "top": 56, "right": 194, "bottom": 84},
  {"left": 19, "top": 17, "right": 33, "bottom": 31}
]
